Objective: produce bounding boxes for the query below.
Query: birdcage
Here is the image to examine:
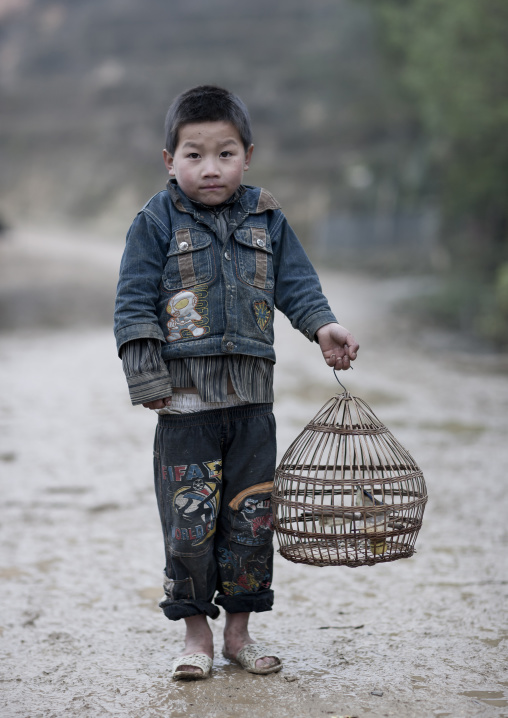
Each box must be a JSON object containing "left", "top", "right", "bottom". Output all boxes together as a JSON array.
[{"left": 272, "top": 382, "right": 427, "bottom": 567}]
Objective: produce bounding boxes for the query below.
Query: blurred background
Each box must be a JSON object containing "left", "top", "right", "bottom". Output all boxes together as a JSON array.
[
  {"left": 1, "top": 0, "right": 508, "bottom": 345},
  {"left": 2, "top": 4, "right": 508, "bottom": 716}
]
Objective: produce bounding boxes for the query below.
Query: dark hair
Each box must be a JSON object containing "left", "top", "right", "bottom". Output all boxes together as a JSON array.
[{"left": 164, "top": 85, "right": 253, "bottom": 154}]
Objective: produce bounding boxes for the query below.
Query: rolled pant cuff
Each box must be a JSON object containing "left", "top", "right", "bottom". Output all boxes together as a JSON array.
[
  {"left": 214, "top": 589, "right": 274, "bottom": 614},
  {"left": 159, "top": 598, "right": 220, "bottom": 622}
]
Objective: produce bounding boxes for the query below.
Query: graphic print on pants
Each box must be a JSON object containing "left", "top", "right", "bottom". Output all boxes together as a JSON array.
[
  {"left": 163, "top": 460, "right": 222, "bottom": 550},
  {"left": 218, "top": 482, "right": 274, "bottom": 596}
]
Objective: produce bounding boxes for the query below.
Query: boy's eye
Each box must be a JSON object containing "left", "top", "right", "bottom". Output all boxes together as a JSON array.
[
  {"left": 220, "top": 151, "right": 233, "bottom": 158},
  {"left": 187, "top": 153, "right": 200, "bottom": 159}
]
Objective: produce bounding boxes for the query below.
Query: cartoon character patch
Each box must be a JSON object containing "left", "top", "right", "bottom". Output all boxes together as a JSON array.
[
  {"left": 172, "top": 480, "right": 220, "bottom": 545},
  {"left": 166, "top": 287, "right": 209, "bottom": 342},
  {"left": 168, "top": 459, "right": 222, "bottom": 547},
  {"left": 253, "top": 300, "right": 272, "bottom": 332},
  {"left": 228, "top": 483, "right": 274, "bottom": 546}
]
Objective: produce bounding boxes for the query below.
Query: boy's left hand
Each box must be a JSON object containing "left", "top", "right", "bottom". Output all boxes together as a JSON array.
[
  {"left": 142, "top": 397, "right": 172, "bottom": 410},
  {"left": 316, "top": 323, "right": 359, "bottom": 371}
]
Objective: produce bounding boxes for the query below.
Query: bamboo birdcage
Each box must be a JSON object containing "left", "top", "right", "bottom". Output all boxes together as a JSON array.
[{"left": 272, "top": 382, "right": 427, "bottom": 567}]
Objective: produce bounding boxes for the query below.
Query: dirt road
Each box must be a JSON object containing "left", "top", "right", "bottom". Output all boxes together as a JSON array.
[{"left": 0, "top": 229, "right": 507, "bottom": 717}]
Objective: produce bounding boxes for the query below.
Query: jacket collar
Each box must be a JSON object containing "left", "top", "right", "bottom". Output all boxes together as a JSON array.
[
  {"left": 166, "top": 179, "right": 281, "bottom": 216},
  {"left": 241, "top": 186, "right": 281, "bottom": 214}
]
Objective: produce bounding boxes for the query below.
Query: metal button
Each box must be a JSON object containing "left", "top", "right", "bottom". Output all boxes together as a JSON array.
[
  {"left": 178, "top": 241, "right": 189, "bottom": 251},
  {"left": 256, "top": 238, "right": 265, "bottom": 248},
  {"left": 224, "top": 251, "right": 231, "bottom": 261},
  {"left": 226, "top": 341, "right": 234, "bottom": 351}
]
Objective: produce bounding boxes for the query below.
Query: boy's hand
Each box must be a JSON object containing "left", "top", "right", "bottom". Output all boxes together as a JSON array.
[
  {"left": 316, "top": 323, "right": 359, "bottom": 371},
  {"left": 142, "top": 397, "right": 172, "bottom": 410}
]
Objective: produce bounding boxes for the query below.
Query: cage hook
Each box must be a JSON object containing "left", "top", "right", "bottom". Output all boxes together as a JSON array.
[{"left": 333, "top": 368, "right": 350, "bottom": 393}]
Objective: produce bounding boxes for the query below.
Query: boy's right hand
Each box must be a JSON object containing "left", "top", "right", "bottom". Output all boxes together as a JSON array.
[{"left": 142, "top": 397, "right": 172, "bottom": 410}]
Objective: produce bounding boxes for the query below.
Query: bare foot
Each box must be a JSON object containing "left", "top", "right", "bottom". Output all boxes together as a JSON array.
[
  {"left": 223, "top": 611, "right": 280, "bottom": 671},
  {"left": 174, "top": 614, "right": 214, "bottom": 677}
]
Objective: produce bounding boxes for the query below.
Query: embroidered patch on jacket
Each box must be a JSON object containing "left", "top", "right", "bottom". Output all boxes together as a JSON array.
[
  {"left": 253, "top": 300, "right": 272, "bottom": 331},
  {"left": 166, "top": 285, "right": 209, "bottom": 342}
]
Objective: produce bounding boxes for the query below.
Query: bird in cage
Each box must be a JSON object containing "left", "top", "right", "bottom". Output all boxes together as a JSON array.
[{"left": 354, "top": 487, "right": 390, "bottom": 555}]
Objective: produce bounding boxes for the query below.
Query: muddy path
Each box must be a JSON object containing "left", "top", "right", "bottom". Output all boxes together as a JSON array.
[{"left": 0, "top": 228, "right": 507, "bottom": 717}]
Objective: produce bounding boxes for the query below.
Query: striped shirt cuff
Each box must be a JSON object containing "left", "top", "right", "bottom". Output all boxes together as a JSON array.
[{"left": 126, "top": 370, "right": 173, "bottom": 406}]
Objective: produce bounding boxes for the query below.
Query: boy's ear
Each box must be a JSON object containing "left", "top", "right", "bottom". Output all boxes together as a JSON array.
[
  {"left": 163, "top": 149, "right": 175, "bottom": 175},
  {"left": 244, "top": 144, "right": 254, "bottom": 171}
]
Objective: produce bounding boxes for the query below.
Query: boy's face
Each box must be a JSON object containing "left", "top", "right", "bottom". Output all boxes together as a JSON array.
[{"left": 163, "top": 121, "right": 253, "bottom": 206}]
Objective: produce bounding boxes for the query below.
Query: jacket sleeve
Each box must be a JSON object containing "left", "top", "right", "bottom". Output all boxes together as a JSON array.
[
  {"left": 271, "top": 212, "right": 337, "bottom": 341},
  {"left": 114, "top": 209, "right": 169, "bottom": 355}
]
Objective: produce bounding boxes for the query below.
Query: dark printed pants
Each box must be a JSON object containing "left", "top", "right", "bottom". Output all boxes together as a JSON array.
[{"left": 154, "top": 403, "right": 277, "bottom": 621}]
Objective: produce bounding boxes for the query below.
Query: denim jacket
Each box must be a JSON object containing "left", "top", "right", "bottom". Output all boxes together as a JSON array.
[{"left": 114, "top": 181, "right": 337, "bottom": 362}]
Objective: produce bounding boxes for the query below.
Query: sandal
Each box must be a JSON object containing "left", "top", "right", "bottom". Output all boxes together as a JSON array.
[
  {"left": 172, "top": 652, "right": 213, "bottom": 680},
  {"left": 223, "top": 643, "right": 282, "bottom": 675}
]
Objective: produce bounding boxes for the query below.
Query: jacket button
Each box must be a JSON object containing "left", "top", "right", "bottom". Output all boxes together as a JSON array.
[
  {"left": 179, "top": 241, "right": 189, "bottom": 251},
  {"left": 224, "top": 251, "right": 231, "bottom": 260},
  {"left": 256, "top": 238, "right": 265, "bottom": 248},
  {"left": 226, "top": 341, "right": 234, "bottom": 351}
]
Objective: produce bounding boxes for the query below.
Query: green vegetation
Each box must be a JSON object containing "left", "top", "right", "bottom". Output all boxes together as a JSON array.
[{"left": 374, "top": 0, "right": 508, "bottom": 345}]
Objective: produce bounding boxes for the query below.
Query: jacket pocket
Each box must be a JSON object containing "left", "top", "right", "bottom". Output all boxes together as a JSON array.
[
  {"left": 233, "top": 228, "right": 274, "bottom": 290},
  {"left": 162, "top": 229, "right": 214, "bottom": 291}
]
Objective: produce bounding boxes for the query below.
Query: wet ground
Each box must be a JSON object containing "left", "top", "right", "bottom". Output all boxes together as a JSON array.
[{"left": 0, "top": 228, "right": 507, "bottom": 717}]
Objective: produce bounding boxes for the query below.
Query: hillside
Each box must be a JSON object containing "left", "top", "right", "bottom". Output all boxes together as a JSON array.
[{"left": 0, "top": 0, "right": 410, "bottom": 240}]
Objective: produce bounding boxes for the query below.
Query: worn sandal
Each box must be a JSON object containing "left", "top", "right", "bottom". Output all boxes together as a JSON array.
[
  {"left": 223, "top": 644, "right": 282, "bottom": 675},
  {"left": 172, "top": 652, "right": 213, "bottom": 680}
]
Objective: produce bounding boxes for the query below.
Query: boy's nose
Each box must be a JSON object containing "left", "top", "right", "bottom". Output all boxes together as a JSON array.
[{"left": 201, "top": 159, "right": 220, "bottom": 177}]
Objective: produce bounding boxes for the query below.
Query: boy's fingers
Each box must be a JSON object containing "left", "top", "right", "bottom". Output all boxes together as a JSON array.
[
  {"left": 324, "top": 346, "right": 357, "bottom": 370},
  {"left": 337, "top": 355, "right": 351, "bottom": 370},
  {"left": 142, "top": 397, "right": 171, "bottom": 409},
  {"left": 346, "top": 335, "right": 360, "bottom": 358}
]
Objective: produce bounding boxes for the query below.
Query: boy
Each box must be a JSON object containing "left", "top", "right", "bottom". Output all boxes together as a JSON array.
[{"left": 114, "top": 85, "right": 358, "bottom": 680}]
